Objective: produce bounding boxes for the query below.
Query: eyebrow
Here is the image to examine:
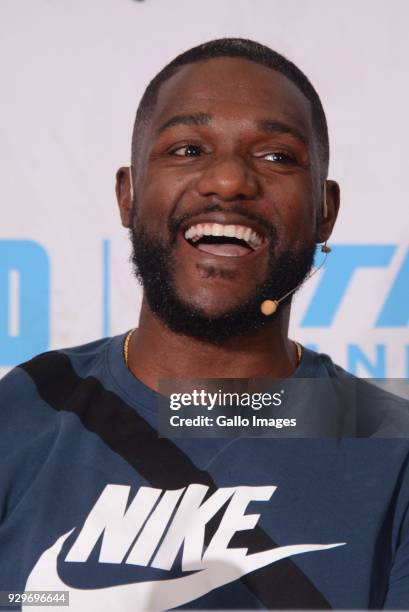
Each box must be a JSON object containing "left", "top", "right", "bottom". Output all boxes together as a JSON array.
[
  {"left": 156, "top": 113, "right": 308, "bottom": 147},
  {"left": 256, "top": 119, "right": 308, "bottom": 146},
  {"left": 156, "top": 113, "right": 211, "bottom": 136}
]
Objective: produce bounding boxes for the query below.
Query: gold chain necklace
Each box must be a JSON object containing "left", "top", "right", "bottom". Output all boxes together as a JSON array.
[
  {"left": 123, "top": 328, "right": 303, "bottom": 370},
  {"left": 123, "top": 327, "right": 137, "bottom": 368},
  {"left": 294, "top": 340, "right": 302, "bottom": 366}
]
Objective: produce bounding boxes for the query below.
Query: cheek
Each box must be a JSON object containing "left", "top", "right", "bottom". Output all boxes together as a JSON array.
[
  {"left": 270, "top": 179, "right": 317, "bottom": 248},
  {"left": 136, "top": 168, "right": 190, "bottom": 234},
  {"left": 135, "top": 180, "right": 171, "bottom": 234}
]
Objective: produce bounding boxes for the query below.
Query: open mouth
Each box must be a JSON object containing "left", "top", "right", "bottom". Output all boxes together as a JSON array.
[{"left": 184, "top": 222, "right": 264, "bottom": 257}]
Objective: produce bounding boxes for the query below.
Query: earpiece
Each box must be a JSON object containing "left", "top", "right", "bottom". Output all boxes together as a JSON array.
[
  {"left": 323, "top": 183, "right": 328, "bottom": 219},
  {"left": 129, "top": 167, "right": 134, "bottom": 202},
  {"left": 321, "top": 184, "right": 331, "bottom": 252}
]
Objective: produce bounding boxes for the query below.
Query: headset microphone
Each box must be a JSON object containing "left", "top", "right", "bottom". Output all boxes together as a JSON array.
[
  {"left": 260, "top": 243, "right": 331, "bottom": 315},
  {"left": 129, "top": 167, "right": 134, "bottom": 201},
  {"left": 322, "top": 183, "right": 328, "bottom": 219},
  {"left": 260, "top": 185, "right": 331, "bottom": 316}
]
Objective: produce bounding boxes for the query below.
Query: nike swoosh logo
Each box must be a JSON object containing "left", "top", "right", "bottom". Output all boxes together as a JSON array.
[{"left": 24, "top": 529, "right": 345, "bottom": 611}]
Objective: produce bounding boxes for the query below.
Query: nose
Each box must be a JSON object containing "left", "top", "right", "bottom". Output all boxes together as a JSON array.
[{"left": 196, "top": 154, "right": 260, "bottom": 201}]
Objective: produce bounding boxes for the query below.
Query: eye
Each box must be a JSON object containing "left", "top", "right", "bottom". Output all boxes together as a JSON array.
[
  {"left": 171, "top": 144, "right": 203, "bottom": 157},
  {"left": 258, "top": 151, "right": 296, "bottom": 164}
]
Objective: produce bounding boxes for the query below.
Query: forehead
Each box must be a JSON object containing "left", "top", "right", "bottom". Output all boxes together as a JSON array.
[{"left": 149, "top": 57, "right": 314, "bottom": 137}]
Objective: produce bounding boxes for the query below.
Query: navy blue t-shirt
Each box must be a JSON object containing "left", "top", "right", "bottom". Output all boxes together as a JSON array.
[{"left": 1, "top": 334, "right": 409, "bottom": 610}]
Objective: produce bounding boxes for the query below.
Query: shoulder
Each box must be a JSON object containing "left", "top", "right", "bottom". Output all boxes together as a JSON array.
[
  {"left": 0, "top": 335, "right": 122, "bottom": 417},
  {"left": 19, "top": 335, "right": 114, "bottom": 381},
  {"left": 297, "top": 346, "right": 355, "bottom": 379},
  {"left": 299, "top": 347, "right": 409, "bottom": 438}
]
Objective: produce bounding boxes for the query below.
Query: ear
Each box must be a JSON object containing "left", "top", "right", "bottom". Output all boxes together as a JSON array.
[
  {"left": 116, "top": 166, "right": 133, "bottom": 228},
  {"left": 317, "top": 180, "right": 340, "bottom": 243}
]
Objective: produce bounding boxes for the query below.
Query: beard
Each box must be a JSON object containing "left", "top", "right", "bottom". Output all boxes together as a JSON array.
[{"left": 129, "top": 209, "right": 316, "bottom": 344}]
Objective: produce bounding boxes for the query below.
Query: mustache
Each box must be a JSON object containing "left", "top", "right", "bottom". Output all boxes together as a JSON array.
[{"left": 168, "top": 202, "right": 279, "bottom": 247}]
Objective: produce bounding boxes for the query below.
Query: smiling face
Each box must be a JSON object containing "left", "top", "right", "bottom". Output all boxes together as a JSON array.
[{"left": 118, "top": 57, "right": 338, "bottom": 342}]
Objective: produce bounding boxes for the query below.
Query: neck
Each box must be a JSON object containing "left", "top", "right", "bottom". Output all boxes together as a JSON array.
[{"left": 126, "top": 297, "right": 298, "bottom": 392}]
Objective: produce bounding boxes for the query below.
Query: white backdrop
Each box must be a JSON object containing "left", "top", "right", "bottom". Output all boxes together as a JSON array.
[{"left": 1, "top": 0, "right": 408, "bottom": 378}]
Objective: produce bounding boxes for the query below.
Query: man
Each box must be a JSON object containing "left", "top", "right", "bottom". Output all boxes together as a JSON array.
[{"left": 0, "top": 38, "right": 408, "bottom": 610}]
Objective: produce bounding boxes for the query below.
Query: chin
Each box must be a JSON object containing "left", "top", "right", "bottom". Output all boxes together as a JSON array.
[{"left": 177, "top": 290, "right": 253, "bottom": 320}]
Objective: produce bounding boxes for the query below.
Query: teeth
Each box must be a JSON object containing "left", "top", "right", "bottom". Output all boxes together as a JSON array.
[
  {"left": 184, "top": 222, "right": 263, "bottom": 249},
  {"left": 243, "top": 228, "right": 252, "bottom": 244},
  {"left": 236, "top": 226, "right": 245, "bottom": 239},
  {"left": 249, "top": 230, "right": 261, "bottom": 247},
  {"left": 212, "top": 223, "right": 223, "bottom": 236},
  {"left": 224, "top": 225, "right": 236, "bottom": 237}
]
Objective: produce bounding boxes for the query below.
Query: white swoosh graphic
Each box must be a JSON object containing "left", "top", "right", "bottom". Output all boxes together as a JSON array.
[{"left": 24, "top": 529, "right": 345, "bottom": 611}]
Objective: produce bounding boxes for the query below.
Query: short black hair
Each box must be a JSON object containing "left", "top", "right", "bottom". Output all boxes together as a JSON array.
[{"left": 132, "top": 37, "right": 329, "bottom": 177}]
